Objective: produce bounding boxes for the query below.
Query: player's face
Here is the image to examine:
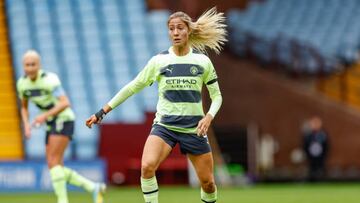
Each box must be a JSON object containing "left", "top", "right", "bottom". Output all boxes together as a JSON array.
[
  {"left": 23, "top": 56, "right": 40, "bottom": 80},
  {"left": 168, "top": 17, "right": 190, "bottom": 47}
]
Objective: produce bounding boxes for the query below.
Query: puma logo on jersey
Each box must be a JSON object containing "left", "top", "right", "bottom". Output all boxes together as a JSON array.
[{"left": 165, "top": 68, "right": 173, "bottom": 74}]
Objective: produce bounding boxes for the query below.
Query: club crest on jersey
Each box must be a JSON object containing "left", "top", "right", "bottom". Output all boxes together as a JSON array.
[{"left": 190, "top": 66, "right": 198, "bottom": 75}]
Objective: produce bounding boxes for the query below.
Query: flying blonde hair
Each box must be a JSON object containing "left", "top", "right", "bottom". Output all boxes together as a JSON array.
[{"left": 168, "top": 7, "right": 227, "bottom": 54}]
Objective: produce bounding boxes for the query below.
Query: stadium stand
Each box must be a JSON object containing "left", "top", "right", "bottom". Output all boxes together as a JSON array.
[
  {"left": 6, "top": 0, "right": 171, "bottom": 160},
  {"left": 227, "top": 0, "right": 360, "bottom": 74}
]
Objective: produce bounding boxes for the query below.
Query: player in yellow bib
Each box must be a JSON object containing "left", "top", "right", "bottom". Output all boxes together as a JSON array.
[
  {"left": 86, "top": 7, "right": 226, "bottom": 203},
  {"left": 17, "top": 50, "right": 105, "bottom": 203}
]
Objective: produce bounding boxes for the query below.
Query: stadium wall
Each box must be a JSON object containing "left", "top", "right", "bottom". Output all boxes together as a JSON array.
[
  {"left": 209, "top": 52, "right": 360, "bottom": 179},
  {"left": 99, "top": 113, "right": 188, "bottom": 185},
  {"left": 0, "top": 160, "right": 106, "bottom": 192}
]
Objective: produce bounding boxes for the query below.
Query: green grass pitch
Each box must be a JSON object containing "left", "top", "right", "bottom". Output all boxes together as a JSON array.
[{"left": 1, "top": 183, "right": 359, "bottom": 203}]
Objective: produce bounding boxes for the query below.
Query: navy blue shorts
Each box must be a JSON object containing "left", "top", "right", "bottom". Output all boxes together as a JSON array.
[
  {"left": 150, "top": 124, "right": 211, "bottom": 155},
  {"left": 45, "top": 118, "right": 74, "bottom": 144}
]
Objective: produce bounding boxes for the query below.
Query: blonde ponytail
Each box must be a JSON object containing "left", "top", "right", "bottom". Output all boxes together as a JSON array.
[{"left": 168, "top": 7, "right": 227, "bottom": 54}]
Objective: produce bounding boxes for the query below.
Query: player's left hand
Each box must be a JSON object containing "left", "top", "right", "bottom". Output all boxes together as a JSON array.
[
  {"left": 32, "top": 113, "right": 47, "bottom": 127},
  {"left": 197, "top": 114, "right": 213, "bottom": 136}
]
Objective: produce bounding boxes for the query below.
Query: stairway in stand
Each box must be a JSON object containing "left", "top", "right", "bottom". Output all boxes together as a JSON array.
[{"left": 0, "top": 0, "right": 23, "bottom": 160}]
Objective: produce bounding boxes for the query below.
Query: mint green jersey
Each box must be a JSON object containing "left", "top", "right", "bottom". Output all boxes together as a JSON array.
[
  {"left": 108, "top": 47, "right": 222, "bottom": 134},
  {"left": 16, "top": 70, "right": 75, "bottom": 122}
]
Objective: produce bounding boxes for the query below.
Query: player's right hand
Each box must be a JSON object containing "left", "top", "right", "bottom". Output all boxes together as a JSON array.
[{"left": 86, "top": 114, "right": 100, "bottom": 128}]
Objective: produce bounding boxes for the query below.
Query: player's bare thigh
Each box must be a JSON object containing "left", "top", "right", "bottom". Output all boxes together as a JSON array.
[
  {"left": 46, "top": 135, "right": 70, "bottom": 168},
  {"left": 141, "top": 135, "right": 172, "bottom": 178}
]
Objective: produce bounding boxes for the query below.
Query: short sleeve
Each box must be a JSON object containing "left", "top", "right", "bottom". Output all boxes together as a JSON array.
[
  {"left": 53, "top": 86, "right": 66, "bottom": 97},
  {"left": 16, "top": 79, "right": 25, "bottom": 100},
  {"left": 50, "top": 73, "right": 61, "bottom": 87},
  {"left": 49, "top": 73, "right": 66, "bottom": 97}
]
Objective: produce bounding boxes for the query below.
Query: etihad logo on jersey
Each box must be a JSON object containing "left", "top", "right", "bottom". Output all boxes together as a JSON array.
[
  {"left": 166, "top": 78, "right": 197, "bottom": 85},
  {"left": 165, "top": 78, "right": 197, "bottom": 88},
  {"left": 23, "top": 89, "right": 50, "bottom": 98}
]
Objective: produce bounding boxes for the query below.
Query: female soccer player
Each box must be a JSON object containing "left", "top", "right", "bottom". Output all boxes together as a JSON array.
[
  {"left": 86, "top": 7, "right": 226, "bottom": 203},
  {"left": 17, "top": 50, "right": 105, "bottom": 203}
]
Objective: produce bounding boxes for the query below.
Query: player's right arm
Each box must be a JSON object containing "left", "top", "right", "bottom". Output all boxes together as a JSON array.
[
  {"left": 17, "top": 79, "right": 31, "bottom": 138},
  {"left": 85, "top": 104, "right": 112, "bottom": 128},
  {"left": 19, "top": 98, "right": 31, "bottom": 138},
  {"left": 86, "top": 56, "right": 158, "bottom": 128}
]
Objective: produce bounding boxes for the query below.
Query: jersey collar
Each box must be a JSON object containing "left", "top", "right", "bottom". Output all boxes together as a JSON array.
[
  {"left": 169, "top": 46, "right": 192, "bottom": 58},
  {"left": 29, "top": 69, "right": 44, "bottom": 82}
]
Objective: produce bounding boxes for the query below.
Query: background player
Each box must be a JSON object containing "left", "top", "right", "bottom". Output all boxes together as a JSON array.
[
  {"left": 17, "top": 50, "right": 105, "bottom": 203},
  {"left": 86, "top": 7, "right": 226, "bottom": 203}
]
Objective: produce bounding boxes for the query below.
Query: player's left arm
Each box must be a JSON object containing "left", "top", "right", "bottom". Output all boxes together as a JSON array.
[
  {"left": 197, "top": 60, "right": 223, "bottom": 136},
  {"left": 197, "top": 82, "right": 223, "bottom": 136},
  {"left": 206, "top": 81, "right": 223, "bottom": 118}
]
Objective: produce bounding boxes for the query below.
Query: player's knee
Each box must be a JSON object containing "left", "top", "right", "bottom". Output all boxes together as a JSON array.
[
  {"left": 141, "top": 162, "right": 156, "bottom": 177},
  {"left": 200, "top": 179, "right": 216, "bottom": 193},
  {"left": 47, "top": 154, "right": 61, "bottom": 168}
]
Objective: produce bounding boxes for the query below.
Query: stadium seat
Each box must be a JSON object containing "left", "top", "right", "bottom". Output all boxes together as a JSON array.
[
  {"left": 227, "top": 0, "right": 360, "bottom": 73},
  {"left": 7, "top": 0, "right": 171, "bottom": 160}
]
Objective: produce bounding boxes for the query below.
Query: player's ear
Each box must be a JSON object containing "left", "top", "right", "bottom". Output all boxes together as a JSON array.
[
  {"left": 188, "top": 26, "right": 192, "bottom": 35},
  {"left": 187, "top": 28, "right": 192, "bottom": 40}
]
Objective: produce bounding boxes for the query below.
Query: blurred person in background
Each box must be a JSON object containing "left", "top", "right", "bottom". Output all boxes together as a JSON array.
[
  {"left": 302, "top": 116, "right": 329, "bottom": 182},
  {"left": 17, "top": 50, "right": 105, "bottom": 203},
  {"left": 258, "top": 134, "right": 278, "bottom": 176},
  {"left": 86, "top": 7, "right": 226, "bottom": 203}
]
